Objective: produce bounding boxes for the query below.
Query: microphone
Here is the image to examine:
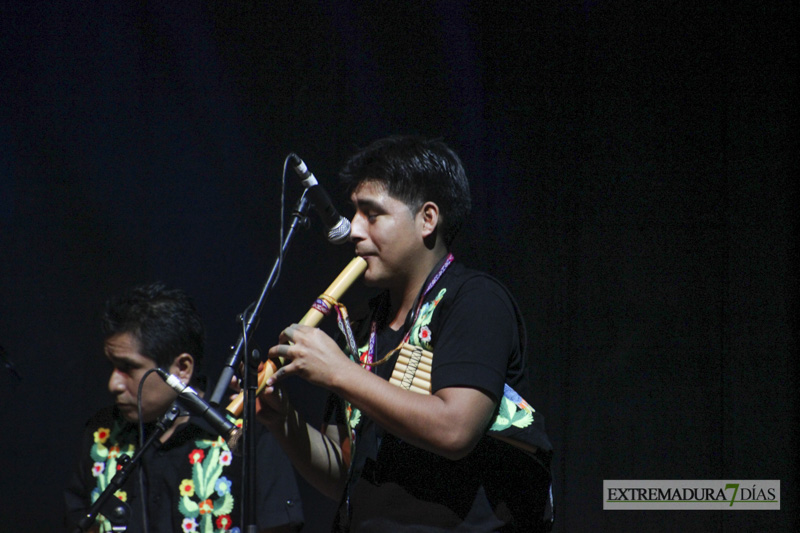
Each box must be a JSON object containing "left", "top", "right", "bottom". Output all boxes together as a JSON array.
[
  {"left": 288, "top": 153, "right": 351, "bottom": 244},
  {"left": 155, "top": 369, "right": 241, "bottom": 450}
]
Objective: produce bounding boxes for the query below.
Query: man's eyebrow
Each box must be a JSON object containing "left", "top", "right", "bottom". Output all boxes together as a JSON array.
[
  {"left": 105, "top": 352, "right": 125, "bottom": 363},
  {"left": 353, "top": 198, "right": 383, "bottom": 210},
  {"left": 104, "top": 348, "right": 133, "bottom": 362}
]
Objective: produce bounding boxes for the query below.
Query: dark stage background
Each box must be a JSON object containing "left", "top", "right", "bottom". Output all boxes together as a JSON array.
[{"left": 1, "top": 2, "right": 796, "bottom": 531}]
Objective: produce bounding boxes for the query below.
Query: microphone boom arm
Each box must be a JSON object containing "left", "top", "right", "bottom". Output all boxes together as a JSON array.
[{"left": 208, "top": 192, "right": 311, "bottom": 406}]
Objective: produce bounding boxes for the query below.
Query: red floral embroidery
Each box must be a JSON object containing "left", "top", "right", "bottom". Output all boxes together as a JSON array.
[
  {"left": 220, "top": 451, "right": 233, "bottom": 466},
  {"left": 180, "top": 479, "right": 195, "bottom": 497},
  {"left": 188, "top": 449, "right": 205, "bottom": 464},
  {"left": 94, "top": 427, "right": 111, "bottom": 444},
  {"left": 181, "top": 517, "right": 198, "bottom": 532},
  {"left": 215, "top": 514, "right": 233, "bottom": 530},
  {"left": 419, "top": 325, "right": 432, "bottom": 342}
]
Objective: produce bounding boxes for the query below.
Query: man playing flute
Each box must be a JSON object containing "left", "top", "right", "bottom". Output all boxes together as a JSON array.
[{"left": 258, "top": 136, "right": 553, "bottom": 532}]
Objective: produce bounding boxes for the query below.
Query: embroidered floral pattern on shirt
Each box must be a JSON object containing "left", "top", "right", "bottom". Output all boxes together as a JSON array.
[
  {"left": 88, "top": 419, "right": 136, "bottom": 532},
  {"left": 178, "top": 433, "right": 238, "bottom": 532},
  {"left": 87, "top": 416, "right": 242, "bottom": 533},
  {"left": 408, "top": 288, "right": 446, "bottom": 351},
  {"left": 180, "top": 479, "right": 196, "bottom": 497},
  {"left": 489, "top": 383, "right": 536, "bottom": 432}
]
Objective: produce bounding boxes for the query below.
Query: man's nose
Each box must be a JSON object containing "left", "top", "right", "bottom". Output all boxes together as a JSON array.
[
  {"left": 349, "top": 213, "right": 366, "bottom": 242},
  {"left": 108, "top": 369, "right": 125, "bottom": 394}
]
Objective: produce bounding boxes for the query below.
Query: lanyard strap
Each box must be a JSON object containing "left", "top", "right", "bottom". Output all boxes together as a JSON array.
[{"left": 359, "top": 253, "right": 454, "bottom": 370}]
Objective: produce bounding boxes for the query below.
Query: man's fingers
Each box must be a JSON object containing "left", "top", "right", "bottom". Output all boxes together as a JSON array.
[
  {"left": 268, "top": 343, "right": 291, "bottom": 360},
  {"left": 268, "top": 363, "right": 289, "bottom": 387},
  {"left": 279, "top": 323, "right": 299, "bottom": 344}
]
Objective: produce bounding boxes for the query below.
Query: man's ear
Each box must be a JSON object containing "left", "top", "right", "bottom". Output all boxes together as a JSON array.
[
  {"left": 169, "top": 353, "right": 194, "bottom": 385},
  {"left": 419, "top": 201, "right": 440, "bottom": 239}
]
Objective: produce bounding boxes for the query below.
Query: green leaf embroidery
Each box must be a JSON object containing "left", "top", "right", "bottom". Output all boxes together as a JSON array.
[
  {"left": 408, "top": 288, "right": 446, "bottom": 350},
  {"left": 179, "top": 495, "right": 200, "bottom": 518},
  {"left": 349, "top": 409, "right": 361, "bottom": 429},
  {"left": 490, "top": 397, "right": 515, "bottom": 431},
  {"left": 510, "top": 408, "right": 533, "bottom": 428},
  {"left": 214, "top": 493, "right": 234, "bottom": 516},
  {"left": 201, "top": 514, "right": 214, "bottom": 533},
  {"left": 201, "top": 446, "right": 222, "bottom": 499},
  {"left": 193, "top": 460, "right": 206, "bottom": 501},
  {"left": 90, "top": 442, "right": 108, "bottom": 463}
]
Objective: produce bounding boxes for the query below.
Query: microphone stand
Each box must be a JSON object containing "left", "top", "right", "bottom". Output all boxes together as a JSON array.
[
  {"left": 209, "top": 191, "right": 310, "bottom": 405},
  {"left": 208, "top": 191, "right": 311, "bottom": 532},
  {"left": 74, "top": 403, "right": 182, "bottom": 533},
  {"left": 242, "top": 347, "right": 260, "bottom": 532}
]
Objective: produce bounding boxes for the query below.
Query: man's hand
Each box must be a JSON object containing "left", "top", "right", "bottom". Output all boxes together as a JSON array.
[
  {"left": 266, "top": 324, "right": 352, "bottom": 390},
  {"left": 228, "top": 362, "right": 290, "bottom": 430}
]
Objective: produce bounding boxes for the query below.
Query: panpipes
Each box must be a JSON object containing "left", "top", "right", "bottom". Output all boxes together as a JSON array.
[{"left": 389, "top": 343, "right": 433, "bottom": 395}]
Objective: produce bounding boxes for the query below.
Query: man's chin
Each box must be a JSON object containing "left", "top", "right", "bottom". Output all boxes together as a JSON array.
[
  {"left": 116, "top": 404, "right": 141, "bottom": 423},
  {"left": 362, "top": 266, "right": 388, "bottom": 288}
]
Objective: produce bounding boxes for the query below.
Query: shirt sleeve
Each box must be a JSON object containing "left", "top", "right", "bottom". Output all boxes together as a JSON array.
[
  {"left": 429, "top": 275, "right": 521, "bottom": 402},
  {"left": 63, "top": 424, "right": 95, "bottom": 530}
]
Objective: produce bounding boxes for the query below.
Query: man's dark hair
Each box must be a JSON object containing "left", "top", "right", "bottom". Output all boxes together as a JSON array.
[
  {"left": 339, "top": 135, "right": 472, "bottom": 246},
  {"left": 102, "top": 283, "right": 205, "bottom": 374}
]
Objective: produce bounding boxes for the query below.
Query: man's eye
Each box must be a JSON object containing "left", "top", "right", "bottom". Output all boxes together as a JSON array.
[{"left": 112, "top": 361, "right": 133, "bottom": 373}]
